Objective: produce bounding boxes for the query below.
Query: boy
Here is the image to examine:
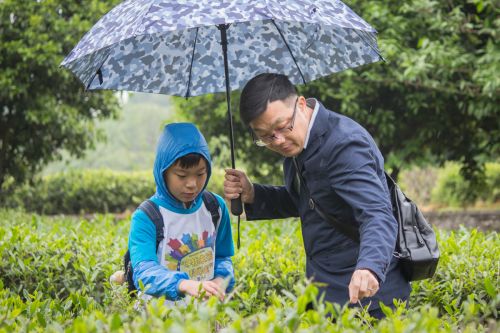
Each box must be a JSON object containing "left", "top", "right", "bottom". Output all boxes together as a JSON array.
[{"left": 128, "top": 122, "right": 234, "bottom": 303}]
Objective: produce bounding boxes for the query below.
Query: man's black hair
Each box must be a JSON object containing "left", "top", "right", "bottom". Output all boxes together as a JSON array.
[
  {"left": 239, "top": 73, "right": 298, "bottom": 126},
  {"left": 174, "top": 153, "right": 206, "bottom": 169}
]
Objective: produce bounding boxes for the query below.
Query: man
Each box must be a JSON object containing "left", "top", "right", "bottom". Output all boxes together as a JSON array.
[{"left": 224, "top": 73, "right": 411, "bottom": 318}]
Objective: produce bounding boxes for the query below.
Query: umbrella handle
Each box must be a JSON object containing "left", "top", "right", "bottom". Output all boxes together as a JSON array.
[
  {"left": 218, "top": 24, "right": 243, "bottom": 217},
  {"left": 231, "top": 197, "right": 243, "bottom": 216}
]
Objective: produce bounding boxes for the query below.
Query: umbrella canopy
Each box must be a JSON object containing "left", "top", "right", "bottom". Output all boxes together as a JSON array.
[
  {"left": 61, "top": 0, "right": 383, "bottom": 215},
  {"left": 61, "top": 0, "right": 381, "bottom": 95}
]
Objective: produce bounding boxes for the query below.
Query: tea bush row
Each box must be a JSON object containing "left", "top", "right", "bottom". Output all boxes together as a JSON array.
[
  {"left": 3, "top": 170, "right": 154, "bottom": 214},
  {"left": 3, "top": 163, "right": 499, "bottom": 215},
  {"left": 0, "top": 209, "right": 497, "bottom": 332},
  {"left": 2, "top": 168, "right": 226, "bottom": 215}
]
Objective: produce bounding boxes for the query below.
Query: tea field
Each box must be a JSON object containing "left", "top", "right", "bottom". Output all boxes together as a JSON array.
[{"left": 0, "top": 209, "right": 498, "bottom": 332}]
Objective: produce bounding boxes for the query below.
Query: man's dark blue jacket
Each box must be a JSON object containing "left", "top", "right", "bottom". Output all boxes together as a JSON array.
[{"left": 245, "top": 100, "right": 411, "bottom": 309}]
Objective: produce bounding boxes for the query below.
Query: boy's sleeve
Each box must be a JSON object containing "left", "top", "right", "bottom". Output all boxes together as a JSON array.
[
  {"left": 129, "top": 209, "right": 189, "bottom": 300},
  {"left": 213, "top": 194, "right": 235, "bottom": 291}
]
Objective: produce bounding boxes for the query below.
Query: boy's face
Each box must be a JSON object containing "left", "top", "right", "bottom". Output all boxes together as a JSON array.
[{"left": 164, "top": 158, "right": 208, "bottom": 204}]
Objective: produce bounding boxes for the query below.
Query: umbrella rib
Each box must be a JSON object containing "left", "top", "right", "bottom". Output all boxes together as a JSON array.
[
  {"left": 185, "top": 27, "right": 199, "bottom": 98},
  {"left": 352, "top": 29, "right": 386, "bottom": 62},
  {"left": 85, "top": 48, "right": 112, "bottom": 90},
  {"left": 271, "top": 20, "right": 306, "bottom": 85}
]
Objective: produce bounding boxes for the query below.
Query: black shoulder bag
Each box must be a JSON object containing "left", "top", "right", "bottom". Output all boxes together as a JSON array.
[{"left": 292, "top": 158, "right": 439, "bottom": 281}]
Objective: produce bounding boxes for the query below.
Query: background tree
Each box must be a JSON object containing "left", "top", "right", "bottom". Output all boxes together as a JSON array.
[
  {"left": 174, "top": 0, "right": 499, "bottom": 197},
  {"left": 0, "top": 0, "right": 120, "bottom": 195},
  {"left": 306, "top": 0, "right": 499, "bottom": 181}
]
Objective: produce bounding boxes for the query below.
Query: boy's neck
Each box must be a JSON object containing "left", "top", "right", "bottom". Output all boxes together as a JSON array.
[{"left": 183, "top": 201, "right": 193, "bottom": 209}]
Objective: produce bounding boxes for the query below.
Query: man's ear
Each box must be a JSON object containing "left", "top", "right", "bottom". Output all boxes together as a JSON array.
[{"left": 298, "top": 95, "right": 307, "bottom": 111}]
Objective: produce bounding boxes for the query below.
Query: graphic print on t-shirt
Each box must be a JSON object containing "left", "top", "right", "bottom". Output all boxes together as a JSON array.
[
  {"left": 157, "top": 203, "right": 218, "bottom": 282},
  {"left": 164, "top": 230, "right": 216, "bottom": 281}
]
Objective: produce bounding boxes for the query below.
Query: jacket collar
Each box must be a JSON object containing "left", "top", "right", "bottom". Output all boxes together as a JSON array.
[{"left": 295, "top": 101, "right": 330, "bottom": 164}]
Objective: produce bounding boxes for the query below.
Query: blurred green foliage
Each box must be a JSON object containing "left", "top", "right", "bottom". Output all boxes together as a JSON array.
[
  {"left": 3, "top": 168, "right": 226, "bottom": 215},
  {"left": 3, "top": 169, "right": 154, "bottom": 214},
  {"left": 43, "top": 93, "right": 173, "bottom": 174},
  {"left": 0, "top": 0, "right": 121, "bottom": 195},
  {"left": 431, "top": 162, "right": 500, "bottom": 207},
  {"left": 4, "top": 162, "right": 498, "bottom": 214}
]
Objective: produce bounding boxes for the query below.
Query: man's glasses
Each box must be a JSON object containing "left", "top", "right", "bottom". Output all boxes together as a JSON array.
[{"left": 252, "top": 97, "right": 299, "bottom": 147}]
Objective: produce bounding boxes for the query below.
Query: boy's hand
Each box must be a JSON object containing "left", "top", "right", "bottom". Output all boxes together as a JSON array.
[
  {"left": 109, "top": 270, "right": 125, "bottom": 284},
  {"left": 212, "top": 277, "right": 225, "bottom": 287},
  {"left": 224, "top": 169, "right": 254, "bottom": 204},
  {"left": 178, "top": 280, "right": 225, "bottom": 301},
  {"left": 212, "top": 276, "right": 231, "bottom": 291}
]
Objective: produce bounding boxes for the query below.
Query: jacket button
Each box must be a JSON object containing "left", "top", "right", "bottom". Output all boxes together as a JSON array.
[{"left": 309, "top": 198, "right": 315, "bottom": 210}]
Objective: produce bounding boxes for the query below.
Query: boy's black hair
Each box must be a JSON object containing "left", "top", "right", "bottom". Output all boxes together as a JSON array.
[
  {"left": 239, "top": 73, "right": 298, "bottom": 126},
  {"left": 173, "top": 153, "right": 206, "bottom": 169}
]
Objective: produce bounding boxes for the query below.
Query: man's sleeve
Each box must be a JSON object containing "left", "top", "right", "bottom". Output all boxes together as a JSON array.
[
  {"left": 326, "top": 134, "right": 397, "bottom": 283},
  {"left": 128, "top": 210, "right": 189, "bottom": 299},
  {"left": 244, "top": 184, "right": 298, "bottom": 220}
]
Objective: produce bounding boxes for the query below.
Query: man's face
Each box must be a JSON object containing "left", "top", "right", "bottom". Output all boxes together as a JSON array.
[
  {"left": 250, "top": 96, "right": 309, "bottom": 157},
  {"left": 164, "top": 158, "right": 208, "bottom": 204}
]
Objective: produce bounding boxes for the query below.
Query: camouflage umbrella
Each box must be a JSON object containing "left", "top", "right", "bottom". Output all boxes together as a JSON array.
[{"left": 61, "top": 0, "right": 383, "bottom": 216}]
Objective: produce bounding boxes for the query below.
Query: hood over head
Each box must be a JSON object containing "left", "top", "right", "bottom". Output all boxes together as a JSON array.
[{"left": 153, "top": 123, "right": 211, "bottom": 210}]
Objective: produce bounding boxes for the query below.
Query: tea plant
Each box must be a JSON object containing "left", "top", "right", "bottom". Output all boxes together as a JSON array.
[{"left": 0, "top": 209, "right": 497, "bottom": 332}]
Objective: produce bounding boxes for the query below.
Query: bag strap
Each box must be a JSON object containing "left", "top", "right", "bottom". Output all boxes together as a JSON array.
[
  {"left": 384, "top": 171, "right": 397, "bottom": 191},
  {"left": 202, "top": 190, "right": 220, "bottom": 229},
  {"left": 138, "top": 200, "right": 164, "bottom": 249},
  {"left": 293, "top": 158, "right": 360, "bottom": 243}
]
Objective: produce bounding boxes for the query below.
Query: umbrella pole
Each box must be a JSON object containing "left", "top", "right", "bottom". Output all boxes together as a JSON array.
[{"left": 219, "top": 24, "right": 243, "bottom": 217}]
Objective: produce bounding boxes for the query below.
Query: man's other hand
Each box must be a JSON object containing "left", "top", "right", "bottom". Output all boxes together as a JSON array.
[{"left": 349, "top": 269, "right": 380, "bottom": 304}]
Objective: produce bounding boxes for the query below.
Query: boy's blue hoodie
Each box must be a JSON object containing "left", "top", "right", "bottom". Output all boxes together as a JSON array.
[{"left": 128, "top": 123, "right": 234, "bottom": 300}]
